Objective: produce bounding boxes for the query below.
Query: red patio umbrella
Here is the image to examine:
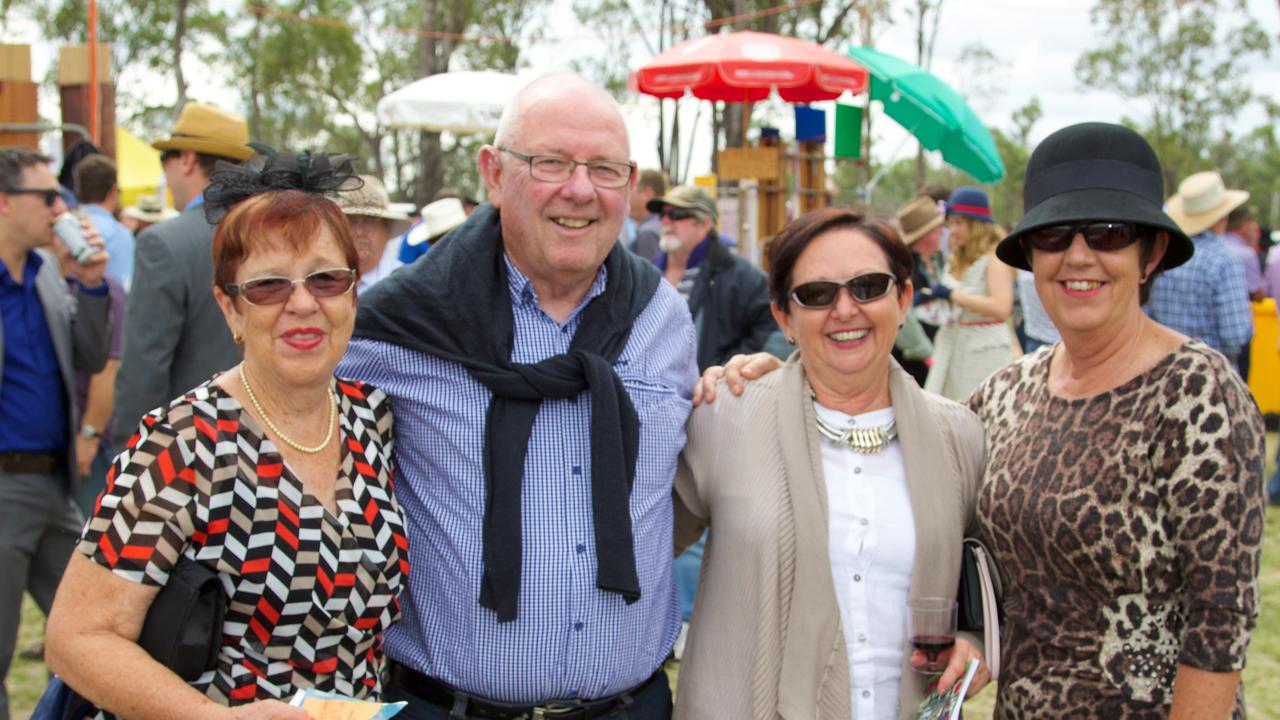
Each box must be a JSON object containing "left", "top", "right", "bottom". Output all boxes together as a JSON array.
[{"left": 630, "top": 31, "right": 869, "bottom": 103}]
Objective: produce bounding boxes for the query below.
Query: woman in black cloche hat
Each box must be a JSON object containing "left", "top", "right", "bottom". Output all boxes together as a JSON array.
[{"left": 969, "top": 122, "right": 1265, "bottom": 718}]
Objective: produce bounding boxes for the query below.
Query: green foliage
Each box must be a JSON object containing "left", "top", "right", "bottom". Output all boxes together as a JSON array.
[
  {"left": 19, "top": 0, "right": 229, "bottom": 132},
  {"left": 1076, "top": 0, "right": 1273, "bottom": 190}
]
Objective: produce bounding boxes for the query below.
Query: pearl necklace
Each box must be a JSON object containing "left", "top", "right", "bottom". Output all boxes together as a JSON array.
[
  {"left": 239, "top": 366, "right": 336, "bottom": 454},
  {"left": 813, "top": 407, "right": 898, "bottom": 454}
]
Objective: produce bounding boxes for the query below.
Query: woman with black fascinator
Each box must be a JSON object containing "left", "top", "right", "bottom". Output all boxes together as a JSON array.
[{"left": 45, "top": 153, "right": 408, "bottom": 719}]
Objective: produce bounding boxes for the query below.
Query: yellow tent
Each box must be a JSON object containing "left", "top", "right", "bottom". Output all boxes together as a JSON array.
[{"left": 115, "top": 125, "right": 166, "bottom": 208}]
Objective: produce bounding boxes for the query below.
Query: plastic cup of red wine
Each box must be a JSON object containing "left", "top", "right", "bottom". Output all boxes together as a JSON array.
[{"left": 907, "top": 597, "right": 958, "bottom": 674}]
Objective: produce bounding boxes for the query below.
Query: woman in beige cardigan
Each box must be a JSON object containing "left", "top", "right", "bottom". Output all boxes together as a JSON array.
[{"left": 674, "top": 208, "right": 990, "bottom": 720}]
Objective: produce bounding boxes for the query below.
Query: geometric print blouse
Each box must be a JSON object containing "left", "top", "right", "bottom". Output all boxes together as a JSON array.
[{"left": 78, "top": 377, "right": 407, "bottom": 709}]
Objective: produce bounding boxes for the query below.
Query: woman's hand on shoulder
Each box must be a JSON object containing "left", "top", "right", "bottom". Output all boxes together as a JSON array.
[
  {"left": 692, "top": 352, "right": 784, "bottom": 406},
  {"left": 221, "top": 699, "right": 311, "bottom": 720},
  {"left": 910, "top": 635, "right": 991, "bottom": 698}
]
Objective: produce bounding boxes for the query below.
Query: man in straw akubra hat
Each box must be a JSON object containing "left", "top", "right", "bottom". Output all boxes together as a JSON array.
[
  {"left": 334, "top": 174, "right": 411, "bottom": 293},
  {"left": 111, "top": 101, "right": 254, "bottom": 450},
  {"left": 891, "top": 195, "right": 946, "bottom": 385},
  {"left": 121, "top": 194, "right": 179, "bottom": 233},
  {"left": 1145, "top": 170, "right": 1253, "bottom": 371}
]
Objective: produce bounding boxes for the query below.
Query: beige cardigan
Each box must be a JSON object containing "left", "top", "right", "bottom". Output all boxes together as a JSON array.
[{"left": 673, "top": 357, "right": 986, "bottom": 720}]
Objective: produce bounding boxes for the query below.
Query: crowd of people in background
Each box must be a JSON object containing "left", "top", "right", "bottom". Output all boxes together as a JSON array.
[{"left": 0, "top": 71, "right": 1274, "bottom": 720}]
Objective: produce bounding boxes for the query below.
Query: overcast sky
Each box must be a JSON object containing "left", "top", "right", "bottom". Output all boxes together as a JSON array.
[
  {"left": 5, "top": 0, "right": 1278, "bottom": 183},
  {"left": 600, "top": 0, "right": 1280, "bottom": 179}
]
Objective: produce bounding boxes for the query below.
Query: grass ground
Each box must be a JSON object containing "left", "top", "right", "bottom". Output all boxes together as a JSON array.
[{"left": 8, "top": 434, "right": 1280, "bottom": 719}]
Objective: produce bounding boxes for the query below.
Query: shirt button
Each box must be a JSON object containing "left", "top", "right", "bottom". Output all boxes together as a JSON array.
[
  {"left": 853, "top": 467, "right": 862, "bottom": 474},
  {"left": 853, "top": 574, "right": 862, "bottom": 582},
  {"left": 575, "top": 543, "right": 586, "bottom": 554},
  {"left": 858, "top": 634, "right": 867, "bottom": 642},
  {"left": 571, "top": 465, "right": 582, "bottom": 475},
  {"left": 573, "top": 622, "right": 584, "bottom": 631},
  {"left": 862, "top": 690, "right": 871, "bottom": 699},
  {"left": 859, "top": 518, "right": 869, "bottom": 526}
]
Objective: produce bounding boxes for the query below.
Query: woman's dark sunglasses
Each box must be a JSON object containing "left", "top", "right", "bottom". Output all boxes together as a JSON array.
[
  {"left": 6, "top": 188, "right": 62, "bottom": 207},
  {"left": 790, "top": 272, "right": 897, "bottom": 308},
  {"left": 224, "top": 268, "right": 356, "bottom": 306},
  {"left": 1023, "top": 222, "right": 1145, "bottom": 253}
]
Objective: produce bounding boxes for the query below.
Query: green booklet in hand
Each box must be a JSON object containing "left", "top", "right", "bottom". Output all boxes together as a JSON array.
[{"left": 915, "top": 658, "right": 980, "bottom": 720}]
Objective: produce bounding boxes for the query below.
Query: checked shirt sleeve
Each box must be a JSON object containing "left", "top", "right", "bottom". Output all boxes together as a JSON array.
[
  {"left": 78, "top": 408, "right": 202, "bottom": 587},
  {"left": 1213, "top": 253, "right": 1253, "bottom": 358}
]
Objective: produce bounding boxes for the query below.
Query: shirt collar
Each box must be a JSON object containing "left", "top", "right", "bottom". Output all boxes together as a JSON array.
[
  {"left": 503, "top": 253, "right": 608, "bottom": 326},
  {"left": 82, "top": 204, "right": 113, "bottom": 220},
  {"left": 0, "top": 250, "right": 43, "bottom": 289},
  {"left": 184, "top": 194, "right": 205, "bottom": 212}
]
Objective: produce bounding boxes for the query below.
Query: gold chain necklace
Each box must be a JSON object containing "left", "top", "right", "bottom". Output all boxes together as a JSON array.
[
  {"left": 239, "top": 366, "right": 336, "bottom": 454},
  {"left": 813, "top": 409, "right": 898, "bottom": 453}
]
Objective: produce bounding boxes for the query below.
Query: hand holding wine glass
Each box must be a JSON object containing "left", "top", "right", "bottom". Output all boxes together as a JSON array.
[
  {"left": 908, "top": 597, "right": 991, "bottom": 697},
  {"left": 908, "top": 597, "right": 957, "bottom": 673}
]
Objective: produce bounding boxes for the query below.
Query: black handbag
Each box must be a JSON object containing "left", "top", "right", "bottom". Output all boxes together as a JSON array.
[
  {"left": 956, "top": 537, "right": 1002, "bottom": 680},
  {"left": 32, "top": 556, "right": 224, "bottom": 720},
  {"left": 137, "top": 554, "right": 226, "bottom": 681}
]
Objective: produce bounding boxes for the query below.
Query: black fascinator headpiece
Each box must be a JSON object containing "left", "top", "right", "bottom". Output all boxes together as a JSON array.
[{"left": 202, "top": 151, "right": 363, "bottom": 224}]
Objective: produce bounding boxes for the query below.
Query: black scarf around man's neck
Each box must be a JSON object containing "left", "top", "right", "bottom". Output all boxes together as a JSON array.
[{"left": 354, "top": 204, "right": 660, "bottom": 622}]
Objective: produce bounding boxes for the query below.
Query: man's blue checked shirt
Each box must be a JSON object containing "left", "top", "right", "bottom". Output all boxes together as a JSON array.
[
  {"left": 338, "top": 257, "right": 697, "bottom": 703},
  {"left": 1146, "top": 231, "right": 1253, "bottom": 360}
]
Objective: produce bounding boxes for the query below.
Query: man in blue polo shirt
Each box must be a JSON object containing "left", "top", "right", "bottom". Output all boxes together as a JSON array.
[{"left": 0, "top": 146, "right": 110, "bottom": 720}]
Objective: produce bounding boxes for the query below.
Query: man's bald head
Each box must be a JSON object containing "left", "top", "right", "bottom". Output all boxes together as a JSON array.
[
  {"left": 494, "top": 73, "right": 629, "bottom": 151},
  {"left": 477, "top": 73, "right": 636, "bottom": 316}
]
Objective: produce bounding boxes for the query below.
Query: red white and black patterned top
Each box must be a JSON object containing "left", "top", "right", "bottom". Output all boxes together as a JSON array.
[{"left": 79, "top": 377, "right": 407, "bottom": 709}]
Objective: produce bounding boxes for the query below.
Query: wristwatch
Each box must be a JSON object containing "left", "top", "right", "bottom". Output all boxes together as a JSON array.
[{"left": 79, "top": 424, "right": 101, "bottom": 439}]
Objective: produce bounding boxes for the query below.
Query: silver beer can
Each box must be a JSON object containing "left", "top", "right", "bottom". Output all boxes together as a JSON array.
[{"left": 53, "top": 212, "right": 96, "bottom": 264}]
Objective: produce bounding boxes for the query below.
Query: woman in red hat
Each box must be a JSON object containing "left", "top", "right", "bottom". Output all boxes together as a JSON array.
[{"left": 922, "top": 187, "right": 1017, "bottom": 401}]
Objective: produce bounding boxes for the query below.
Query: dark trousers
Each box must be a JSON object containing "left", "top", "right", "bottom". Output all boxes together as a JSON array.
[
  {"left": 0, "top": 470, "right": 83, "bottom": 720},
  {"left": 383, "top": 671, "right": 673, "bottom": 720}
]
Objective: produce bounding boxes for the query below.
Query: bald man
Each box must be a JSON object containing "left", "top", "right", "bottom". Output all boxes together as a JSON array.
[{"left": 339, "top": 74, "right": 695, "bottom": 718}]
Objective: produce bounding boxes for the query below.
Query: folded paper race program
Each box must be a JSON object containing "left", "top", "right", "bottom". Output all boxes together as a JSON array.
[{"left": 288, "top": 689, "right": 406, "bottom": 720}]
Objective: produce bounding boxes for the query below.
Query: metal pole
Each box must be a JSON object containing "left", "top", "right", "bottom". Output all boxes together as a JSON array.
[{"left": 88, "top": 0, "right": 100, "bottom": 145}]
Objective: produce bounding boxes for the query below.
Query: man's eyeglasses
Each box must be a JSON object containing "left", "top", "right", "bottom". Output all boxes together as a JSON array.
[
  {"left": 224, "top": 268, "right": 357, "bottom": 306},
  {"left": 660, "top": 208, "right": 697, "bottom": 222},
  {"left": 499, "top": 147, "right": 635, "bottom": 189},
  {"left": 1022, "top": 222, "right": 1145, "bottom": 254},
  {"left": 790, "top": 272, "right": 897, "bottom": 308},
  {"left": 5, "top": 188, "right": 62, "bottom": 207}
]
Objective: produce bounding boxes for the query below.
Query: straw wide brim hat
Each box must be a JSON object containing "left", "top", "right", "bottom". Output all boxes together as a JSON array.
[
  {"left": 152, "top": 102, "right": 254, "bottom": 161},
  {"left": 996, "top": 122, "right": 1193, "bottom": 272},
  {"left": 896, "top": 196, "right": 944, "bottom": 245},
  {"left": 336, "top": 176, "right": 412, "bottom": 237},
  {"left": 123, "top": 195, "right": 180, "bottom": 224},
  {"left": 1164, "top": 171, "right": 1250, "bottom": 237},
  {"left": 406, "top": 197, "right": 468, "bottom": 246}
]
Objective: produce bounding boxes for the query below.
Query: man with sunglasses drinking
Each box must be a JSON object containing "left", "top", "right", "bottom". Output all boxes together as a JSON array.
[
  {"left": 110, "top": 102, "right": 254, "bottom": 451},
  {"left": 341, "top": 74, "right": 697, "bottom": 718},
  {"left": 0, "top": 147, "right": 110, "bottom": 720}
]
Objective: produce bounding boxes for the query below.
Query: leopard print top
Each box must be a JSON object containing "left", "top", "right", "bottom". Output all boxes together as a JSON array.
[{"left": 969, "top": 341, "right": 1265, "bottom": 719}]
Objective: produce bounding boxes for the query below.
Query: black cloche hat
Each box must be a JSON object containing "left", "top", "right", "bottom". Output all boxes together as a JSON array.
[{"left": 995, "top": 122, "right": 1193, "bottom": 272}]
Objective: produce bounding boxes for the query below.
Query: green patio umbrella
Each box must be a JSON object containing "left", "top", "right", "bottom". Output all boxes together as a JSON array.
[{"left": 847, "top": 46, "right": 1005, "bottom": 183}]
